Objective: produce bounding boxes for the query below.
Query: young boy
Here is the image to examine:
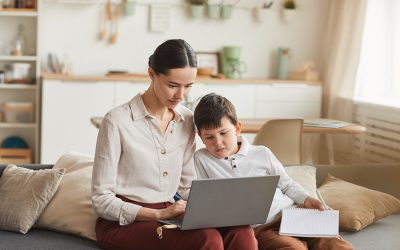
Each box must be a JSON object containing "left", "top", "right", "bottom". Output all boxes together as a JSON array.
[{"left": 193, "top": 93, "right": 353, "bottom": 250}]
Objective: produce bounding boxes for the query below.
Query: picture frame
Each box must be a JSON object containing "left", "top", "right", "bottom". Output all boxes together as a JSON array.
[{"left": 195, "top": 52, "right": 221, "bottom": 75}]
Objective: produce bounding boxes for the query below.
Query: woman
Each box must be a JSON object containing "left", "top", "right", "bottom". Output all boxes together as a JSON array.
[{"left": 92, "top": 39, "right": 257, "bottom": 250}]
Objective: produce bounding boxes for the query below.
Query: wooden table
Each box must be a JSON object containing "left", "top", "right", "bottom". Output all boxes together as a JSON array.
[
  {"left": 241, "top": 118, "right": 367, "bottom": 164},
  {"left": 241, "top": 118, "right": 367, "bottom": 134}
]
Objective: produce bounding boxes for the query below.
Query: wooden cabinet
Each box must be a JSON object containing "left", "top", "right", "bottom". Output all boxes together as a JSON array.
[
  {"left": 114, "top": 81, "right": 148, "bottom": 107},
  {"left": 188, "top": 83, "right": 257, "bottom": 118},
  {"left": 188, "top": 82, "right": 321, "bottom": 119},
  {"left": 41, "top": 78, "right": 321, "bottom": 163},
  {"left": 0, "top": 2, "right": 40, "bottom": 163},
  {"left": 254, "top": 83, "right": 321, "bottom": 118}
]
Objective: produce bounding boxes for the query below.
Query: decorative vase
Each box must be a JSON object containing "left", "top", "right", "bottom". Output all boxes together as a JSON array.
[{"left": 277, "top": 47, "right": 290, "bottom": 79}]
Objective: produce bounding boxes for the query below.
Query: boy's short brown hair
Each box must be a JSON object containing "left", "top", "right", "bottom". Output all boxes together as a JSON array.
[{"left": 194, "top": 93, "right": 238, "bottom": 132}]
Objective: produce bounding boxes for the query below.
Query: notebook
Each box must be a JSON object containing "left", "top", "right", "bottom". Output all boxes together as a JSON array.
[
  {"left": 158, "top": 175, "right": 280, "bottom": 230},
  {"left": 279, "top": 207, "right": 339, "bottom": 237}
]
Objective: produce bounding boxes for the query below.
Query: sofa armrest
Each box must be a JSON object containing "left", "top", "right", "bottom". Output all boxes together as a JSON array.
[{"left": 315, "top": 163, "right": 400, "bottom": 199}]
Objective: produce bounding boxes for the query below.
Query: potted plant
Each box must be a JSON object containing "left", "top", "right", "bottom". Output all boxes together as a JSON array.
[
  {"left": 207, "top": 0, "right": 221, "bottom": 19},
  {"left": 283, "top": 0, "right": 296, "bottom": 9},
  {"left": 188, "top": 0, "right": 207, "bottom": 19},
  {"left": 220, "top": 3, "right": 233, "bottom": 20},
  {"left": 282, "top": 0, "right": 296, "bottom": 23}
]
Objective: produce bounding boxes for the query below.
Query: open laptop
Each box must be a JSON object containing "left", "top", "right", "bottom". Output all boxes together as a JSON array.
[{"left": 159, "top": 175, "right": 280, "bottom": 230}]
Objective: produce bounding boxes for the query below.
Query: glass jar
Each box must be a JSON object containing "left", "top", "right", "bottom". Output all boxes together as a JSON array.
[
  {"left": 10, "top": 24, "right": 27, "bottom": 56},
  {"left": 0, "top": 70, "right": 5, "bottom": 84}
]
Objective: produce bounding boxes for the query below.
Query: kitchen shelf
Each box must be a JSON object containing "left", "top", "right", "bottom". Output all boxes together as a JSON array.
[
  {"left": 0, "top": 9, "right": 38, "bottom": 17},
  {"left": 0, "top": 0, "right": 40, "bottom": 163},
  {"left": 41, "top": 73, "right": 322, "bottom": 86},
  {"left": 0, "top": 84, "right": 37, "bottom": 90},
  {"left": 0, "top": 123, "right": 37, "bottom": 128},
  {"left": 0, "top": 55, "right": 37, "bottom": 61}
]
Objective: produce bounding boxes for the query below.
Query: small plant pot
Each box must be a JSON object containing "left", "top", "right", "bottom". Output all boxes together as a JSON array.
[
  {"left": 207, "top": 4, "right": 221, "bottom": 19},
  {"left": 123, "top": 0, "right": 136, "bottom": 16},
  {"left": 190, "top": 4, "right": 204, "bottom": 19},
  {"left": 254, "top": 7, "right": 271, "bottom": 23},
  {"left": 282, "top": 9, "right": 296, "bottom": 23},
  {"left": 221, "top": 4, "right": 233, "bottom": 20}
]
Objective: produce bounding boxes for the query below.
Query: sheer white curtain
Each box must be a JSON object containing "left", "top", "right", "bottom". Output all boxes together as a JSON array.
[
  {"left": 308, "top": 0, "right": 367, "bottom": 163},
  {"left": 354, "top": 0, "right": 400, "bottom": 107},
  {"left": 321, "top": 0, "right": 366, "bottom": 118}
]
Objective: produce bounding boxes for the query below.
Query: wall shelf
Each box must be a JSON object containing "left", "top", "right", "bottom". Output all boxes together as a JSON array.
[
  {"left": 0, "top": 55, "right": 37, "bottom": 62},
  {"left": 0, "top": 123, "right": 37, "bottom": 128},
  {"left": 0, "top": 84, "right": 37, "bottom": 90},
  {"left": 0, "top": 9, "right": 38, "bottom": 17}
]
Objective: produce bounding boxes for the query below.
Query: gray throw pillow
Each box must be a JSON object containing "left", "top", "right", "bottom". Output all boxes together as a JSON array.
[{"left": 0, "top": 164, "right": 65, "bottom": 234}]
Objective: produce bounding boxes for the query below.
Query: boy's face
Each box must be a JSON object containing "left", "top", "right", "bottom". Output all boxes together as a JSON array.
[{"left": 199, "top": 116, "right": 242, "bottom": 159}]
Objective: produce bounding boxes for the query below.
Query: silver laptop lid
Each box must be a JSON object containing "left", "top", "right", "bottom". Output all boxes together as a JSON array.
[{"left": 180, "top": 175, "right": 279, "bottom": 230}]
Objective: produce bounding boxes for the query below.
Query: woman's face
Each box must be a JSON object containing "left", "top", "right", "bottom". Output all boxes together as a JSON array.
[{"left": 150, "top": 66, "right": 197, "bottom": 109}]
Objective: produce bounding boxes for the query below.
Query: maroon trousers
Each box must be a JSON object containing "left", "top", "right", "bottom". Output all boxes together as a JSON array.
[{"left": 95, "top": 197, "right": 257, "bottom": 250}]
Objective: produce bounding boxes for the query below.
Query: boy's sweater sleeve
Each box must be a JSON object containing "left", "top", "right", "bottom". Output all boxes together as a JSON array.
[{"left": 265, "top": 148, "right": 309, "bottom": 205}]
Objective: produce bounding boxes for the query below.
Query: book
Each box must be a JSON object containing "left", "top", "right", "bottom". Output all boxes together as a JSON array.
[
  {"left": 304, "top": 119, "right": 349, "bottom": 128},
  {"left": 279, "top": 207, "right": 339, "bottom": 237}
]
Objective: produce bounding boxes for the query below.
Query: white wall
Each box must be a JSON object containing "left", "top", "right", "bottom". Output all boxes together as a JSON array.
[{"left": 40, "top": 0, "right": 329, "bottom": 78}]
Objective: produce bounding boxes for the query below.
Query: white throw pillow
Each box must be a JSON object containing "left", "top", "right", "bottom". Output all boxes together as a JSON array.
[
  {"left": 285, "top": 165, "right": 318, "bottom": 199},
  {"left": 35, "top": 151, "right": 97, "bottom": 241}
]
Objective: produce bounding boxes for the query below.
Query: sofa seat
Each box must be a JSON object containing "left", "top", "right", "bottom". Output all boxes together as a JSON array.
[
  {"left": 0, "top": 229, "right": 100, "bottom": 250},
  {"left": 1, "top": 163, "right": 399, "bottom": 250},
  {"left": 341, "top": 214, "right": 400, "bottom": 250}
]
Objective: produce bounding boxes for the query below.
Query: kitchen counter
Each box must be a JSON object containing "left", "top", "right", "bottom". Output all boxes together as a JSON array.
[
  {"left": 41, "top": 77, "right": 322, "bottom": 163},
  {"left": 41, "top": 73, "right": 321, "bottom": 85}
]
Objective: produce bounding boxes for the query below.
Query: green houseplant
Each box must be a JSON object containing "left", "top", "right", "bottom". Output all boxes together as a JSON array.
[
  {"left": 282, "top": 0, "right": 296, "bottom": 23},
  {"left": 283, "top": 0, "right": 296, "bottom": 9}
]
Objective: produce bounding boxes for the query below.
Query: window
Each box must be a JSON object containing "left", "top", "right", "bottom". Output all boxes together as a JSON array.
[{"left": 354, "top": 0, "right": 400, "bottom": 107}]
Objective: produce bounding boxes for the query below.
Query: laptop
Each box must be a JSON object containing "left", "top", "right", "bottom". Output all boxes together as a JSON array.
[{"left": 159, "top": 175, "right": 280, "bottom": 230}]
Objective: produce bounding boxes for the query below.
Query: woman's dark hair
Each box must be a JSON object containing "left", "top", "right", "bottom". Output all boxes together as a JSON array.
[
  {"left": 194, "top": 93, "right": 238, "bottom": 132},
  {"left": 148, "top": 39, "right": 197, "bottom": 75}
]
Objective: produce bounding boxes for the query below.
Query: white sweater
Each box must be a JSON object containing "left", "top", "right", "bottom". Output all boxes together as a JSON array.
[{"left": 194, "top": 136, "right": 309, "bottom": 224}]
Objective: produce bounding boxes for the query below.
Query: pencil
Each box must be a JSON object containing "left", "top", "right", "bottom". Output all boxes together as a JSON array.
[{"left": 316, "top": 190, "right": 328, "bottom": 209}]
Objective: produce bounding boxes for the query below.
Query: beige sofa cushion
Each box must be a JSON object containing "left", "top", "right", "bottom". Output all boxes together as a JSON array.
[
  {"left": 318, "top": 174, "right": 400, "bottom": 231},
  {"left": 36, "top": 152, "right": 97, "bottom": 241},
  {"left": 0, "top": 165, "right": 65, "bottom": 234},
  {"left": 285, "top": 165, "right": 318, "bottom": 199}
]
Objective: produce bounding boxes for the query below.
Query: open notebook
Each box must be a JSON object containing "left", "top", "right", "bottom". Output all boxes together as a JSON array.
[{"left": 279, "top": 208, "right": 339, "bottom": 237}]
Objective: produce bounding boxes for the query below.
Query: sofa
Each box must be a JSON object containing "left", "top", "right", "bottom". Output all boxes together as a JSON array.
[{"left": 0, "top": 163, "right": 399, "bottom": 250}]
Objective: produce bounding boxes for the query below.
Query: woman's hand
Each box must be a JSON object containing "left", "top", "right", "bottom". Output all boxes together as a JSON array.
[
  {"left": 136, "top": 200, "right": 187, "bottom": 221},
  {"left": 304, "top": 196, "right": 325, "bottom": 210},
  {"left": 157, "top": 200, "right": 187, "bottom": 220}
]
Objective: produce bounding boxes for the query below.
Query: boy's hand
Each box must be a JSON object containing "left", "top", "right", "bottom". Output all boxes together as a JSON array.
[{"left": 304, "top": 196, "right": 325, "bottom": 211}]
